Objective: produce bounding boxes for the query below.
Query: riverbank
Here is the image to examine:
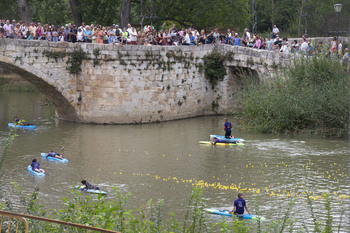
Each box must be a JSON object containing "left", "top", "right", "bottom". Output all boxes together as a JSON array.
[
  {"left": 234, "top": 55, "right": 350, "bottom": 138},
  {"left": 0, "top": 76, "right": 38, "bottom": 92},
  {"left": 1, "top": 184, "right": 347, "bottom": 233}
]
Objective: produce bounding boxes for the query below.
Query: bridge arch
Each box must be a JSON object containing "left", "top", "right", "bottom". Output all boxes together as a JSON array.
[{"left": 0, "top": 61, "right": 79, "bottom": 121}]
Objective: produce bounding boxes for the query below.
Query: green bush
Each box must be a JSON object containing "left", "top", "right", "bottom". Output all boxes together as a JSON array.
[
  {"left": 203, "top": 51, "right": 227, "bottom": 88},
  {"left": 235, "top": 56, "right": 350, "bottom": 137}
]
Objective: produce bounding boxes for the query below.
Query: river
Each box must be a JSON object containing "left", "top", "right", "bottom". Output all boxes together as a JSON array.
[{"left": 0, "top": 92, "right": 349, "bottom": 232}]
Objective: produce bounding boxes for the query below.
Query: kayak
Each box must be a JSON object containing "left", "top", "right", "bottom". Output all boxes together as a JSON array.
[
  {"left": 41, "top": 153, "right": 69, "bottom": 163},
  {"left": 74, "top": 186, "right": 107, "bottom": 195},
  {"left": 27, "top": 165, "right": 45, "bottom": 176},
  {"left": 199, "top": 141, "right": 244, "bottom": 146},
  {"left": 8, "top": 123, "right": 36, "bottom": 129},
  {"left": 210, "top": 135, "right": 245, "bottom": 142},
  {"left": 205, "top": 208, "right": 265, "bottom": 221}
]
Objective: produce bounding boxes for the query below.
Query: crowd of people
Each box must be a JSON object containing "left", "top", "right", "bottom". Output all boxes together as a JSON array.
[{"left": 0, "top": 19, "right": 349, "bottom": 59}]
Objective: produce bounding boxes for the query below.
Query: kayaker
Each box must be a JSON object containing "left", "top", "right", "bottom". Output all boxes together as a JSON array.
[
  {"left": 13, "top": 116, "right": 32, "bottom": 126},
  {"left": 31, "top": 158, "right": 45, "bottom": 173},
  {"left": 211, "top": 137, "right": 227, "bottom": 145},
  {"left": 230, "top": 193, "right": 250, "bottom": 215},
  {"left": 46, "top": 147, "right": 64, "bottom": 159},
  {"left": 224, "top": 118, "right": 233, "bottom": 139},
  {"left": 81, "top": 179, "right": 100, "bottom": 190},
  {"left": 14, "top": 116, "right": 20, "bottom": 124}
]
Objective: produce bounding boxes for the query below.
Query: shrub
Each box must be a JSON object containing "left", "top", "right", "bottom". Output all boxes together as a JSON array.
[{"left": 203, "top": 51, "right": 227, "bottom": 88}]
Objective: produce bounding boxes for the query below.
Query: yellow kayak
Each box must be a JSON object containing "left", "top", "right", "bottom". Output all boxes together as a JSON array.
[{"left": 199, "top": 141, "right": 245, "bottom": 146}]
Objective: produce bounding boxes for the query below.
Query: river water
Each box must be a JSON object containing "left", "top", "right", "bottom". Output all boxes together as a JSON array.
[{"left": 0, "top": 92, "right": 349, "bottom": 232}]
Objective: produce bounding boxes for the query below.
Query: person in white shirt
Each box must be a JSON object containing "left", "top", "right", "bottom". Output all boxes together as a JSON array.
[
  {"left": 226, "top": 29, "right": 232, "bottom": 38},
  {"left": 3, "top": 20, "right": 13, "bottom": 38},
  {"left": 280, "top": 41, "right": 289, "bottom": 53},
  {"left": 244, "top": 28, "right": 250, "bottom": 41},
  {"left": 272, "top": 25, "right": 279, "bottom": 39},
  {"left": 21, "top": 23, "right": 28, "bottom": 39},
  {"left": 338, "top": 40, "right": 342, "bottom": 56},
  {"left": 300, "top": 38, "right": 308, "bottom": 55},
  {"left": 127, "top": 25, "right": 137, "bottom": 45},
  {"left": 182, "top": 31, "right": 191, "bottom": 45}
]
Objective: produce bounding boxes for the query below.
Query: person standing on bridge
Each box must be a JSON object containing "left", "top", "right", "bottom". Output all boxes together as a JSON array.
[
  {"left": 3, "top": 20, "right": 13, "bottom": 38},
  {"left": 272, "top": 25, "right": 279, "bottom": 39}
]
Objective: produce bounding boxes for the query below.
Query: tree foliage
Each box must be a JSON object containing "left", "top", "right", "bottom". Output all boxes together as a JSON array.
[
  {"left": 29, "top": 0, "right": 72, "bottom": 25},
  {"left": 0, "top": 0, "right": 348, "bottom": 36},
  {"left": 255, "top": 0, "right": 350, "bottom": 37},
  {"left": 152, "top": 0, "right": 250, "bottom": 31}
]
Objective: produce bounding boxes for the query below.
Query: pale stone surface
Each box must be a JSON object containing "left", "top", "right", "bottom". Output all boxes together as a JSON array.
[{"left": 0, "top": 38, "right": 293, "bottom": 124}]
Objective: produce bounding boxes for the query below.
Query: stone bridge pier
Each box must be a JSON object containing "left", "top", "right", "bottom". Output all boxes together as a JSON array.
[{"left": 0, "top": 39, "right": 291, "bottom": 124}]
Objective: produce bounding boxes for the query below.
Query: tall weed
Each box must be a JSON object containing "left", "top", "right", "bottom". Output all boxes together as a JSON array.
[{"left": 236, "top": 56, "right": 349, "bottom": 137}]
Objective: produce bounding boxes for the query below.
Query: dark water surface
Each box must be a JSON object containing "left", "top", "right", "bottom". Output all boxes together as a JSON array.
[{"left": 0, "top": 92, "right": 349, "bottom": 231}]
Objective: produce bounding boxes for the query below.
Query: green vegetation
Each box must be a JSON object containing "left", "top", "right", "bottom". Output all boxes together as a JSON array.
[
  {"left": 212, "top": 101, "right": 219, "bottom": 111},
  {"left": 0, "top": 184, "right": 347, "bottom": 232},
  {"left": 0, "top": 77, "right": 38, "bottom": 93},
  {"left": 203, "top": 51, "right": 227, "bottom": 88},
  {"left": 0, "top": 121, "right": 20, "bottom": 164},
  {"left": 43, "top": 50, "right": 66, "bottom": 62},
  {"left": 66, "top": 49, "right": 87, "bottom": 74},
  {"left": 235, "top": 56, "right": 350, "bottom": 137},
  {"left": 43, "top": 49, "right": 87, "bottom": 74}
]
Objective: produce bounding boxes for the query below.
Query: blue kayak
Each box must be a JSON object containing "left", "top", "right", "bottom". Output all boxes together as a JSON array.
[
  {"left": 74, "top": 186, "right": 107, "bottom": 195},
  {"left": 210, "top": 135, "right": 245, "bottom": 143},
  {"left": 41, "top": 153, "right": 68, "bottom": 163},
  {"left": 8, "top": 123, "right": 36, "bottom": 129},
  {"left": 27, "top": 165, "right": 45, "bottom": 176},
  {"left": 205, "top": 209, "right": 265, "bottom": 221}
]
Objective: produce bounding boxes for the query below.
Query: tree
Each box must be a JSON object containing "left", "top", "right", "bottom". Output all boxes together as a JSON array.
[
  {"left": 29, "top": 0, "right": 72, "bottom": 25},
  {"left": 69, "top": 0, "right": 82, "bottom": 26},
  {"left": 145, "top": 0, "right": 250, "bottom": 31},
  {"left": 120, "top": 0, "right": 131, "bottom": 28},
  {"left": 17, "top": 0, "right": 31, "bottom": 23}
]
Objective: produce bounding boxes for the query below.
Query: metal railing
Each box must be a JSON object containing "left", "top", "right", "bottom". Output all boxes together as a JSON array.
[
  {"left": 0, "top": 211, "right": 29, "bottom": 233},
  {"left": 0, "top": 210, "right": 120, "bottom": 233}
]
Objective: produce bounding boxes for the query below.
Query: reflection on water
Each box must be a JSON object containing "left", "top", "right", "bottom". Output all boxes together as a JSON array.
[{"left": 0, "top": 92, "right": 349, "bottom": 231}]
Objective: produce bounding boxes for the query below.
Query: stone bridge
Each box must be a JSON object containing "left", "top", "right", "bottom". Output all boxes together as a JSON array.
[{"left": 0, "top": 39, "right": 291, "bottom": 124}]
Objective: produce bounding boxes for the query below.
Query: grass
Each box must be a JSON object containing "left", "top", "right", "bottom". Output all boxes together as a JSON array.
[
  {"left": 234, "top": 55, "right": 350, "bottom": 137},
  {"left": 0, "top": 183, "right": 347, "bottom": 233}
]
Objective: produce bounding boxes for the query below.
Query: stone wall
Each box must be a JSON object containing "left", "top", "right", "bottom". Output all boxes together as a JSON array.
[
  {"left": 0, "top": 39, "right": 291, "bottom": 124},
  {"left": 76, "top": 44, "right": 218, "bottom": 123}
]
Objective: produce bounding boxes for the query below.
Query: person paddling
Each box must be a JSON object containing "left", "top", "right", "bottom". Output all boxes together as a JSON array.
[
  {"left": 81, "top": 179, "right": 100, "bottom": 190},
  {"left": 211, "top": 137, "right": 227, "bottom": 145},
  {"left": 31, "top": 158, "right": 45, "bottom": 173},
  {"left": 14, "top": 116, "right": 20, "bottom": 125},
  {"left": 13, "top": 116, "right": 33, "bottom": 126},
  {"left": 230, "top": 193, "right": 250, "bottom": 215},
  {"left": 46, "top": 147, "right": 64, "bottom": 159}
]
